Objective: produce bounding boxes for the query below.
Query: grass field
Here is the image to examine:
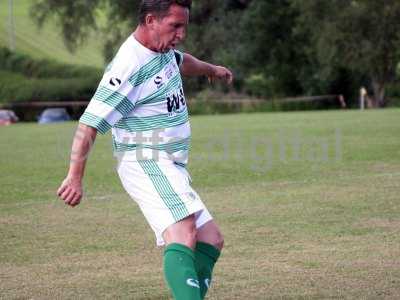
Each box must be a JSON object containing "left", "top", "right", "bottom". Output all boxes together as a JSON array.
[
  {"left": 1, "top": 109, "right": 400, "bottom": 299},
  {"left": 0, "top": 0, "right": 104, "bottom": 67}
]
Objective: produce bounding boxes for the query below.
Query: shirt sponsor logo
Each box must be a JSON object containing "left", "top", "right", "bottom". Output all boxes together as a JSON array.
[
  {"left": 109, "top": 77, "right": 122, "bottom": 87},
  {"left": 154, "top": 75, "right": 164, "bottom": 89},
  {"left": 167, "top": 87, "right": 186, "bottom": 114}
]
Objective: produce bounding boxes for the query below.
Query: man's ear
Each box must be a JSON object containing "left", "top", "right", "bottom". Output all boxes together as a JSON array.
[{"left": 145, "top": 14, "right": 158, "bottom": 28}]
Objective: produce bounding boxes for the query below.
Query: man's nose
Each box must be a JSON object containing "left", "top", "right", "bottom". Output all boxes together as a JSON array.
[{"left": 176, "top": 28, "right": 186, "bottom": 40}]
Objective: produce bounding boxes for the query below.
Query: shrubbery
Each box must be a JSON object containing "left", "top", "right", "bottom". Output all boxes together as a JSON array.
[
  {"left": 0, "top": 71, "right": 96, "bottom": 104},
  {"left": 243, "top": 73, "right": 278, "bottom": 98},
  {"left": 0, "top": 47, "right": 101, "bottom": 104},
  {"left": 386, "top": 83, "right": 400, "bottom": 107},
  {"left": 187, "top": 89, "right": 340, "bottom": 115},
  {"left": 0, "top": 47, "right": 101, "bottom": 79},
  {"left": 188, "top": 99, "right": 339, "bottom": 115}
]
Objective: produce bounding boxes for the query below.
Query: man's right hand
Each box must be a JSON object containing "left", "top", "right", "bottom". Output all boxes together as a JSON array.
[
  {"left": 57, "top": 177, "right": 83, "bottom": 207},
  {"left": 57, "top": 124, "right": 97, "bottom": 208}
]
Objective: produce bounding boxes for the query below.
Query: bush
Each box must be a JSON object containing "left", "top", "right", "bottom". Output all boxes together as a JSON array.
[
  {"left": 244, "top": 73, "right": 273, "bottom": 98},
  {"left": 386, "top": 82, "right": 400, "bottom": 107},
  {"left": 0, "top": 71, "right": 96, "bottom": 104},
  {"left": 0, "top": 48, "right": 101, "bottom": 104},
  {"left": 0, "top": 47, "right": 101, "bottom": 79},
  {"left": 187, "top": 89, "right": 343, "bottom": 115}
]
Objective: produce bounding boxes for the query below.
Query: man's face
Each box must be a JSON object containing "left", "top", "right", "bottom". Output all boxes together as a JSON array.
[{"left": 151, "top": 4, "right": 189, "bottom": 52}]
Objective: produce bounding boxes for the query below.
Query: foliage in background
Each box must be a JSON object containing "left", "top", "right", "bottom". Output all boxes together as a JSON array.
[
  {"left": 3, "top": 0, "right": 399, "bottom": 108},
  {"left": 0, "top": 47, "right": 100, "bottom": 79},
  {"left": 233, "top": 0, "right": 304, "bottom": 98},
  {"left": 386, "top": 82, "right": 400, "bottom": 107},
  {"left": 31, "top": 0, "right": 100, "bottom": 53},
  {"left": 0, "top": 47, "right": 101, "bottom": 104},
  {"left": 294, "top": 0, "right": 400, "bottom": 107},
  {"left": 30, "top": 0, "right": 139, "bottom": 62},
  {"left": 0, "top": 0, "right": 104, "bottom": 67}
]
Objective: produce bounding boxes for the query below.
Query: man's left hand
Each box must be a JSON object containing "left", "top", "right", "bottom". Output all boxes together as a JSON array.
[{"left": 208, "top": 66, "right": 233, "bottom": 85}]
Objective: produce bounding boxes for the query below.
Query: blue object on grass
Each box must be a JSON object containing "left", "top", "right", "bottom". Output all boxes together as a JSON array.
[{"left": 38, "top": 108, "right": 71, "bottom": 124}]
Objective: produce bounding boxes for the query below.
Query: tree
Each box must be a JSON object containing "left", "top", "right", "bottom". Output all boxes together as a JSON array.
[
  {"left": 29, "top": 0, "right": 244, "bottom": 93},
  {"left": 234, "top": 0, "right": 305, "bottom": 97},
  {"left": 32, "top": 0, "right": 400, "bottom": 104},
  {"left": 30, "top": 0, "right": 140, "bottom": 61},
  {"left": 295, "top": 0, "right": 400, "bottom": 106},
  {"left": 30, "top": 0, "right": 244, "bottom": 63}
]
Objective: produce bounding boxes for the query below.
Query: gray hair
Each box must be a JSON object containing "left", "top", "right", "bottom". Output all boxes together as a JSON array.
[{"left": 139, "top": 0, "right": 192, "bottom": 24}]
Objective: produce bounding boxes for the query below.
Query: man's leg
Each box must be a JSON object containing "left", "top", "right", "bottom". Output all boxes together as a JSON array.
[
  {"left": 195, "top": 220, "right": 224, "bottom": 299},
  {"left": 162, "top": 215, "right": 201, "bottom": 300}
]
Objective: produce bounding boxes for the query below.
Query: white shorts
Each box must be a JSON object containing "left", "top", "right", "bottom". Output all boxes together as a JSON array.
[{"left": 117, "top": 159, "right": 213, "bottom": 246}]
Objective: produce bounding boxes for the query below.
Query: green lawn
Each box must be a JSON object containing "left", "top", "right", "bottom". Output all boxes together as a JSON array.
[
  {"left": 1, "top": 109, "right": 400, "bottom": 299},
  {"left": 0, "top": 0, "right": 104, "bottom": 67}
]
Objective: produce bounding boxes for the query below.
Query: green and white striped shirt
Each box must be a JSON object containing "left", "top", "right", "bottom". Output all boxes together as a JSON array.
[{"left": 80, "top": 35, "right": 190, "bottom": 164}]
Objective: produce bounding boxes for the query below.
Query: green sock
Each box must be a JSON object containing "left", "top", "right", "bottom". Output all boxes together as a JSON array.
[
  {"left": 194, "top": 242, "right": 221, "bottom": 299},
  {"left": 163, "top": 243, "right": 201, "bottom": 300}
]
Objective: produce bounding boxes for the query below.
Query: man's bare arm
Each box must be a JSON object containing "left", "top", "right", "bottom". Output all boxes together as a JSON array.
[
  {"left": 57, "top": 123, "right": 97, "bottom": 207},
  {"left": 180, "top": 53, "right": 233, "bottom": 84}
]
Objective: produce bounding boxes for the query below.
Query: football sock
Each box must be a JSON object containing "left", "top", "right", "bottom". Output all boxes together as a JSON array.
[
  {"left": 163, "top": 243, "right": 201, "bottom": 300},
  {"left": 194, "top": 242, "right": 221, "bottom": 299}
]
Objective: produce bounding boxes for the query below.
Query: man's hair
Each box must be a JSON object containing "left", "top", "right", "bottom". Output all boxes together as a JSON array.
[{"left": 139, "top": 0, "right": 192, "bottom": 24}]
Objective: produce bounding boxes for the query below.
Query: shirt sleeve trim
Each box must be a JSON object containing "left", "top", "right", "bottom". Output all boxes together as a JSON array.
[{"left": 79, "top": 112, "right": 112, "bottom": 135}]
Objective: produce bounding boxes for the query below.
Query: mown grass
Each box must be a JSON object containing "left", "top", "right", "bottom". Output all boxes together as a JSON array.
[
  {"left": 0, "top": 0, "right": 104, "bottom": 67},
  {"left": 1, "top": 109, "right": 400, "bottom": 299}
]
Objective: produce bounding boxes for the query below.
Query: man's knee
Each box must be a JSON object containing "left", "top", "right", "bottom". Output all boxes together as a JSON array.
[
  {"left": 182, "top": 223, "right": 198, "bottom": 249},
  {"left": 213, "top": 230, "right": 224, "bottom": 250},
  {"left": 197, "top": 221, "right": 224, "bottom": 251},
  {"left": 163, "top": 215, "right": 198, "bottom": 249}
]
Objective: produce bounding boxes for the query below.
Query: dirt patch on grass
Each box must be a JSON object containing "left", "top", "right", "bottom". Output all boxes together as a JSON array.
[
  {"left": 356, "top": 218, "right": 400, "bottom": 232},
  {"left": 0, "top": 216, "right": 32, "bottom": 225},
  {"left": 0, "top": 252, "right": 166, "bottom": 299}
]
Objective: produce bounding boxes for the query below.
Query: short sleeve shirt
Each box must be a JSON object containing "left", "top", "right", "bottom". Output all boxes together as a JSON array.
[{"left": 80, "top": 35, "right": 190, "bottom": 164}]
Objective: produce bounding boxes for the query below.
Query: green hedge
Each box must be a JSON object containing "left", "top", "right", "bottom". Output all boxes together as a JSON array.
[
  {"left": 0, "top": 71, "right": 97, "bottom": 104},
  {"left": 386, "top": 82, "right": 400, "bottom": 107},
  {"left": 187, "top": 89, "right": 342, "bottom": 115},
  {"left": 0, "top": 47, "right": 101, "bottom": 79},
  {"left": 187, "top": 99, "right": 339, "bottom": 115},
  {"left": 0, "top": 47, "right": 102, "bottom": 104}
]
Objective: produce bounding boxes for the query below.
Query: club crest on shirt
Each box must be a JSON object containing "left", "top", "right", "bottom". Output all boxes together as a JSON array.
[
  {"left": 165, "top": 59, "right": 179, "bottom": 80},
  {"left": 165, "top": 64, "right": 174, "bottom": 80}
]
